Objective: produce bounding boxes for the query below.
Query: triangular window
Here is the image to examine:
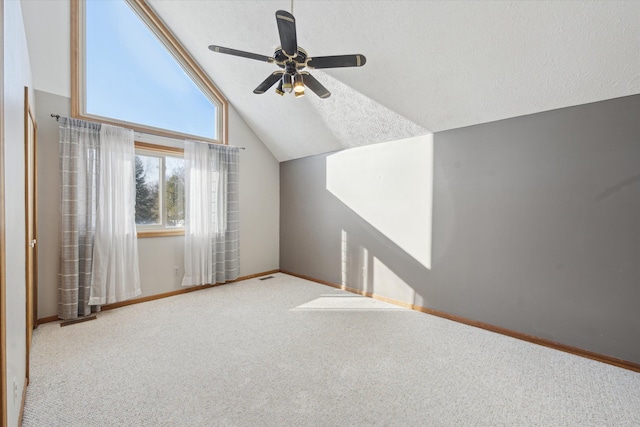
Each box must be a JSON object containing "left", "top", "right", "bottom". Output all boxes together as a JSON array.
[{"left": 73, "top": 0, "right": 227, "bottom": 143}]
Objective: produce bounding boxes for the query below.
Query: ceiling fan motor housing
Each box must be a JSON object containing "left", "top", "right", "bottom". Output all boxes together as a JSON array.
[{"left": 275, "top": 48, "right": 308, "bottom": 73}]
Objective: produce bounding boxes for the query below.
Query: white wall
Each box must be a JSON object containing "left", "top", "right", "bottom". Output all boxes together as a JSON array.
[
  {"left": 4, "top": 1, "right": 33, "bottom": 424},
  {"left": 233, "top": 104, "right": 280, "bottom": 276},
  {"left": 33, "top": 90, "right": 62, "bottom": 318},
  {"left": 35, "top": 91, "right": 279, "bottom": 318}
]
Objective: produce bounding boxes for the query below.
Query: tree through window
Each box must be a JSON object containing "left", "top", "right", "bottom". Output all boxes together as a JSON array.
[
  {"left": 134, "top": 144, "right": 185, "bottom": 235},
  {"left": 134, "top": 155, "right": 160, "bottom": 225},
  {"left": 165, "top": 157, "right": 185, "bottom": 227}
]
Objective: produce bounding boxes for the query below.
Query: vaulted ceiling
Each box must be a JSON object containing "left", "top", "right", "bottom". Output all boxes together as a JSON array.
[{"left": 21, "top": 1, "right": 640, "bottom": 161}]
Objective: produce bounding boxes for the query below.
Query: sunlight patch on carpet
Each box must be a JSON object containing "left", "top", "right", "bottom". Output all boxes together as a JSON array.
[{"left": 292, "top": 294, "right": 407, "bottom": 311}]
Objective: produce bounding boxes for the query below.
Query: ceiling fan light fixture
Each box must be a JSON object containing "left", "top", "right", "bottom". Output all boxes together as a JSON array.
[
  {"left": 282, "top": 74, "right": 293, "bottom": 91},
  {"left": 293, "top": 73, "right": 304, "bottom": 93},
  {"left": 294, "top": 89, "right": 305, "bottom": 98},
  {"left": 275, "top": 79, "right": 285, "bottom": 96}
]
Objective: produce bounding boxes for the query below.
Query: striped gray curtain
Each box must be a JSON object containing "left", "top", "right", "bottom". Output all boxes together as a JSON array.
[
  {"left": 58, "top": 118, "right": 101, "bottom": 319},
  {"left": 211, "top": 144, "right": 240, "bottom": 281},
  {"left": 182, "top": 141, "right": 240, "bottom": 286}
]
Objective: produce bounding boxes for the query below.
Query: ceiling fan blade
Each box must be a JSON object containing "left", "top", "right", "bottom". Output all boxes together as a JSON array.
[
  {"left": 253, "top": 71, "right": 284, "bottom": 94},
  {"left": 208, "top": 45, "right": 274, "bottom": 63},
  {"left": 300, "top": 73, "right": 331, "bottom": 99},
  {"left": 275, "top": 10, "right": 297, "bottom": 57},
  {"left": 307, "top": 54, "right": 366, "bottom": 69}
]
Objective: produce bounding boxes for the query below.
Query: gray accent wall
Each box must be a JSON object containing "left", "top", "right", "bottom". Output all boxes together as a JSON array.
[{"left": 280, "top": 94, "right": 640, "bottom": 364}]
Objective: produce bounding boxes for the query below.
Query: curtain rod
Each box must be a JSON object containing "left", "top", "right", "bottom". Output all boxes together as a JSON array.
[{"left": 50, "top": 114, "right": 245, "bottom": 150}]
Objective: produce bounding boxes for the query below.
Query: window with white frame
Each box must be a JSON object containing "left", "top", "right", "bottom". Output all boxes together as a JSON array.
[{"left": 134, "top": 144, "right": 185, "bottom": 235}]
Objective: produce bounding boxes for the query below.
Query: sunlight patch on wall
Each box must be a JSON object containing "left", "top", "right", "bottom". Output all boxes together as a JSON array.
[
  {"left": 341, "top": 229, "right": 348, "bottom": 288},
  {"left": 372, "top": 257, "right": 417, "bottom": 304},
  {"left": 340, "top": 229, "right": 372, "bottom": 293},
  {"left": 307, "top": 71, "right": 431, "bottom": 150},
  {"left": 327, "top": 135, "right": 434, "bottom": 269}
]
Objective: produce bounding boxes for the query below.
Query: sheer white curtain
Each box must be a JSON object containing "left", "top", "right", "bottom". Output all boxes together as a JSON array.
[
  {"left": 182, "top": 141, "right": 240, "bottom": 286},
  {"left": 90, "top": 124, "right": 141, "bottom": 304}
]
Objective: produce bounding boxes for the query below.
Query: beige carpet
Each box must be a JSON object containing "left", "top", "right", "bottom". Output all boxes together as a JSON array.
[{"left": 23, "top": 273, "right": 640, "bottom": 426}]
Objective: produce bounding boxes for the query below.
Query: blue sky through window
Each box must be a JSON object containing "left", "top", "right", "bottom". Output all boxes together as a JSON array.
[{"left": 86, "top": 0, "right": 217, "bottom": 139}]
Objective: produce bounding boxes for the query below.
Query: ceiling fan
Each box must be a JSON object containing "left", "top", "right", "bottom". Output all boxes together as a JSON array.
[{"left": 208, "top": 9, "right": 366, "bottom": 99}]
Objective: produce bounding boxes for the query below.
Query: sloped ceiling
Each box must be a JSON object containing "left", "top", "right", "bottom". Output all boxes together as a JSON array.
[{"left": 21, "top": 1, "right": 640, "bottom": 161}]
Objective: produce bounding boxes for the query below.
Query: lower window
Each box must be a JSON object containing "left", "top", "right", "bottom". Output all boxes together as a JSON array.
[{"left": 135, "top": 143, "right": 185, "bottom": 236}]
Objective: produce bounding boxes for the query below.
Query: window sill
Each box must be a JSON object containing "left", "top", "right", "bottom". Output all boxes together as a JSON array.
[{"left": 137, "top": 229, "right": 185, "bottom": 238}]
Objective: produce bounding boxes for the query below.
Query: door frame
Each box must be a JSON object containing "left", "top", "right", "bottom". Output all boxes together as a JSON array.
[
  {"left": 24, "top": 86, "right": 37, "bottom": 382},
  {"left": 1, "top": 0, "right": 7, "bottom": 423}
]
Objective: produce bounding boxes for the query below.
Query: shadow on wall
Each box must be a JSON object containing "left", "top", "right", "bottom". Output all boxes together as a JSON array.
[
  {"left": 307, "top": 71, "right": 431, "bottom": 150},
  {"left": 324, "top": 134, "right": 434, "bottom": 308}
]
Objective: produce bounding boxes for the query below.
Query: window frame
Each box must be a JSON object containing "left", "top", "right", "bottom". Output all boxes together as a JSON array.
[
  {"left": 134, "top": 142, "right": 185, "bottom": 238},
  {"left": 71, "top": 0, "right": 228, "bottom": 144}
]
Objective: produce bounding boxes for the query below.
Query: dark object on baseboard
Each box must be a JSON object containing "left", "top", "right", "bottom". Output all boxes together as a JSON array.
[{"left": 60, "top": 315, "right": 97, "bottom": 327}]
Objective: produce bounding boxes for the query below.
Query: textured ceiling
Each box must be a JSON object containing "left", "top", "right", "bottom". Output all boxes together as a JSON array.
[{"left": 22, "top": 1, "right": 640, "bottom": 161}]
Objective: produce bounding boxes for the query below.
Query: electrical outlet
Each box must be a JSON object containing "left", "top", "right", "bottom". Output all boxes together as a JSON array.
[{"left": 173, "top": 266, "right": 179, "bottom": 276}]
